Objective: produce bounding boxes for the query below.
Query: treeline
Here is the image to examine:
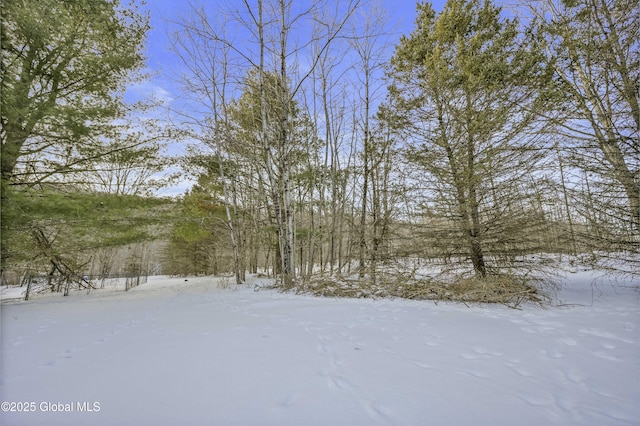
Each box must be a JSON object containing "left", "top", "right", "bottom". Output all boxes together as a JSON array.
[
  {"left": 1, "top": 0, "right": 637, "bottom": 293},
  {"left": 166, "top": 0, "right": 638, "bottom": 287}
]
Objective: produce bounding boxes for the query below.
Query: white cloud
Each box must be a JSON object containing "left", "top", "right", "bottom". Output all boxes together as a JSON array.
[{"left": 126, "top": 80, "right": 176, "bottom": 106}]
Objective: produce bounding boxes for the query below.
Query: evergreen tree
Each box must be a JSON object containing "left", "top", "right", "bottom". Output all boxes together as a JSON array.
[
  {"left": 387, "top": 0, "right": 552, "bottom": 278},
  {"left": 1, "top": 0, "right": 151, "bottom": 271},
  {"left": 1, "top": 187, "right": 175, "bottom": 280},
  {"left": 1, "top": 0, "right": 149, "bottom": 185},
  {"left": 164, "top": 187, "right": 234, "bottom": 276},
  {"left": 226, "top": 70, "right": 317, "bottom": 282}
]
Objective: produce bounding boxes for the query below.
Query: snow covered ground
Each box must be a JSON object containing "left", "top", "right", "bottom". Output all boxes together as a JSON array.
[{"left": 1, "top": 270, "right": 638, "bottom": 426}]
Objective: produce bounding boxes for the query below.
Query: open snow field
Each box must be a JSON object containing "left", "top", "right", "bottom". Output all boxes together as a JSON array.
[{"left": 1, "top": 270, "right": 638, "bottom": 426}]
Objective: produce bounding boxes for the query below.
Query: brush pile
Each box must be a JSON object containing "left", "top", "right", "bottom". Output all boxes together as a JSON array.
[{"left": 290, "top": 272, "right": 549, "bottom": 308}]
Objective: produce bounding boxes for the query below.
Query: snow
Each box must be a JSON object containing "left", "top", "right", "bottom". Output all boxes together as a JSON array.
[{"left": 1, "top": 271, "right": 639, "bottom": 426}]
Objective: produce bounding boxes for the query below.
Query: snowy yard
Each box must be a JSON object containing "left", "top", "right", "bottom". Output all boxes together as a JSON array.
[{"left": 1, "top": 270, "right": 638, "bottom": 426}]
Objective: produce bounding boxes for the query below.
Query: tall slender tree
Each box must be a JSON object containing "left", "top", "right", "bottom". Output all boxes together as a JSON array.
[
  {"left": 349, "top": 4, "right": 393, "bottom": 281},
  {"left": 171, "top": 5, "right": 246, "bottom": 283}
]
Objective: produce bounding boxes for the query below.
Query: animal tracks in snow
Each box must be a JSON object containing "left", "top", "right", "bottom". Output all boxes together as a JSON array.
[
  {"left": 579, "top": 327, "right": 635, "bottom": 344},
  {"left": 460, "top": 346, "right": 504, "bottom": 360},
  {"left": 307, "top": 325, "right": 410, "bottom": 424},
  {"left": 505, "top": 359, "right": 535, "bottom": 378},
  {"left": 313, "top": 332, "right": 349, "bottom": 389},
  {"left": 3, "top": 274, "right": 638, "bottom": 426},
  {"left": 35, "top": 309, "right": 158, "bottom": 370}
]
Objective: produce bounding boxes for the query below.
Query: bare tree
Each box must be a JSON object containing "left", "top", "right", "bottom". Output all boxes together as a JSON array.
[
  {"left": 170, "top": 6, "right": 245, "bottom": 283},
  {"left": 530, "top": 0, "right": 639, "bottom": 239},
  {"left": 348, "top": 3, "right": 393, "bottom": 282}
]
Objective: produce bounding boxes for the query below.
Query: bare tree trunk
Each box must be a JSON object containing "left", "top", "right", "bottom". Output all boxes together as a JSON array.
[
  {"left": 277, "top": 0, "right": 295, "bottom": 288},
  {"left": 555, "top": 141, "right": 577, "bottom": 255},
  {"left": 255, "top": 0, "right": 290, "bottom": 287},
  {"left": 358, "top": 120, "right": 369, "bottom": 279},
  {"left": 534, "top": 0, "right": 639, "bottom": 234},
  {"left": 216, "top": 152, "right": 243, "bottom": 284}
]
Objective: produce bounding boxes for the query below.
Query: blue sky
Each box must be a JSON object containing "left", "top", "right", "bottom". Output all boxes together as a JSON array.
[
  {"left": 132, "top": 0, "right": 448, "bottom": 195},
  {"left": 142, "top": 0, "right": 434, "bottom": 68},
  {"left": 133, "top": 0, "right": 448, "bottom": 106}
]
